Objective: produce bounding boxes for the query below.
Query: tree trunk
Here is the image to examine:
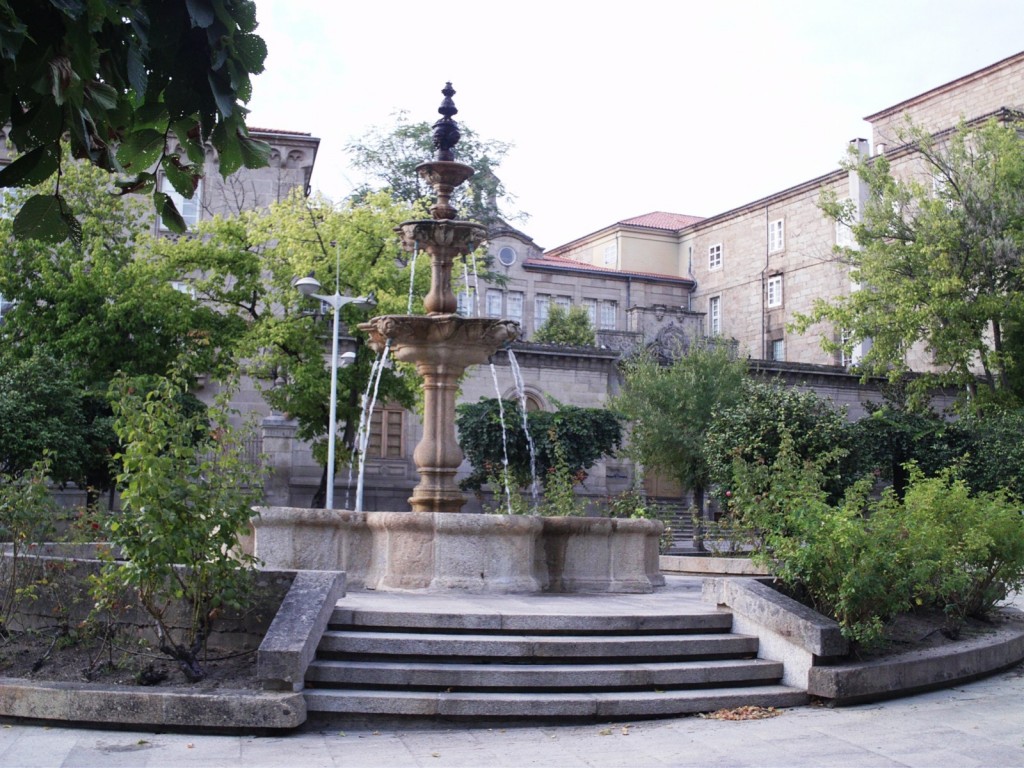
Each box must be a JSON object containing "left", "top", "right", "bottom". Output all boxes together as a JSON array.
[
  {"left": 692, "top": 485, "right": 707, "bottom": 553},
  {"left": 310, "top": 464, "right": 328, "bottom": 509}
]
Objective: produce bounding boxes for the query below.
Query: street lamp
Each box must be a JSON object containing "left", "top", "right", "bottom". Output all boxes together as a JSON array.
[{"left": 294, "top": 272, "right": 376, "bottom": 509}]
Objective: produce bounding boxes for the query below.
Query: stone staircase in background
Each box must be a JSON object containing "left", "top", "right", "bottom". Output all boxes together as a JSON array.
[{"left": 302, "top": 596, "right": 807, "bottom": 719}]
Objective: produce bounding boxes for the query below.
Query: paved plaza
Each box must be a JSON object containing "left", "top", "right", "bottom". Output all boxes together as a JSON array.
[{"left": 2, "top": 660, "right": 1022, "bottom": 768}]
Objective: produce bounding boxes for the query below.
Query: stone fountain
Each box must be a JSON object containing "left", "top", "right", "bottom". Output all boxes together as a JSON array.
[
  {"left": 251, "top": 84, "right": 664, "bottom": 594},
  {"left": 360, "top": 83, "right": 519, "bottom": 514}
]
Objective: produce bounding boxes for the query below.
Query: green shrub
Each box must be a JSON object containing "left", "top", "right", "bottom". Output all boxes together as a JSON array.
[
  {"left": 897, "top": 468, "right": 1024, "bottom": 632},
  {"left": 727, "top": 433, "right": 1024, "bottom": 647},
  {"left": 706, "top": 380, "right": 854, "bottom": 504},
  {"left": 0, "top": 459, "right": 58, "bottom": 633},
  {"left": 94, "top": 364, "right": 265, "bottom": 681}
]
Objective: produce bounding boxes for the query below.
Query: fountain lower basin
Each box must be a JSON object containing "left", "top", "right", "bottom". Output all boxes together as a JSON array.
[{"left": 249, "top": 508, "right": 665, "bottom": 594}]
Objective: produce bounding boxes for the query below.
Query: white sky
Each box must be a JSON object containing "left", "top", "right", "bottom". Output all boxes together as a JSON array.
[{"left": 247, "top": 0, "right": 1024, "bottom": 250}]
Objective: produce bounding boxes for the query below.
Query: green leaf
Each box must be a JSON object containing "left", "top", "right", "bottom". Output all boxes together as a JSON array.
[
  {"left": 154, "top": 190, "right": 186, "bottom": 233},
  {"left": 115, "top": 172, "right": 156, "bottom": 196},
  {"left": 233, "top": 33, "right": 267, "bottom": 75},
  {"left": 134, "top": 102, "right": 170, "bottom": 130},
  {"left": 171, "top": 118, "right": 206, "bottom": 166},
  {"left": 116, "top": 128, "right": 166, "bottom": 171},
  {"left": 0, "top": 143, "right": 60, "bottom": 187},
  {"left": 231, "top": 0, "right": 259, "bottom": 33},
  {"left": 49, "top": 1, "right": 87, "bottom": 19},
  {"left": 126, "top": 43, "right": 147, "bottom": 96},
  {"left": 85, "top": 82, "right": 120, "bottom": 111},
  {"left": 12, "top": 194, "right": 72, "bottom": 243},
  {"left": 185, "top": 0, "right": 216, "bottom": 28},
  {"left": 9, "top": 99, "right": 62, "bottom": 150},
  {"left": 162, "top": 155, "right": 198, "bottom": 198},
  {"left": 213, "top": 126, "right": 243, "bottom": 177},
  {"left": 238, "top": 134, "right": 270, "bottom": 169},
  {"left": 206, "top": 70, "right": 235, "bottom": 119}
]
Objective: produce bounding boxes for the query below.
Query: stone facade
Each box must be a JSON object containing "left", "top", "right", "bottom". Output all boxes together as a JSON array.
[
  {"left": 867, "top": 51, "right": 1024, "bottom": 149},
  {"left": 543, "top": 52, "right": 1024, "bottom": 372}
]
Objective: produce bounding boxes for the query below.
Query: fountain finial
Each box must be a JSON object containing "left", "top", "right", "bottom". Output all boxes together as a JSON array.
[{"left": 431, "top": 82, "right": 461, "bottom": 161}]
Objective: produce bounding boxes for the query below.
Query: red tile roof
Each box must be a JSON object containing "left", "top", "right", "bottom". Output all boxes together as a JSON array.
[
  {"left": 248, "top": 127, "right": 314, "bottom": 137},
  {"left": 618, "top": 211, "right": 704, "bottom": 230}
]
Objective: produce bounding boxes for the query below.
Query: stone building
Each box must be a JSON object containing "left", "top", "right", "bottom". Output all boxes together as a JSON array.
[{"left": 545, "top": 51, "right": 1024, "bottom": 371}]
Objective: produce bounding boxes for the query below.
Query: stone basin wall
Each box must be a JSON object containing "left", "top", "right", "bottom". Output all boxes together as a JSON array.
[{"left": 250, "top": 507, "right": 664, "bottom": 594}]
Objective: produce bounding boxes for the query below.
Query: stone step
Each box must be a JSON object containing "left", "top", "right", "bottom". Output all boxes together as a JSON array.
[
  {"left": 317, "top": 630, "right": 760, "bottom": 660},
  {"left": 304, "top": 685, "right": 809, "bottom": 718},
  {"left": 306, "top": 657, "right": 786, "bottom": 690},
  {"left": 330, "top": 606, "right": 733, "bottom": 634}
]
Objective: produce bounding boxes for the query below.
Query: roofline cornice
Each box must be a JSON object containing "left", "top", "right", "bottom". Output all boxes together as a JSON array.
[
  {"left": 523, "top": 259, "right": 695, "bottom": 286},
  {"left": 864, "top": 50, "right": 1024, "bottom": 123}
]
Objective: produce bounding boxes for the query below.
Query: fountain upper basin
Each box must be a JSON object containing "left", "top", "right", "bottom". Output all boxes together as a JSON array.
[{"left": 360, "top": 314, "right": 520, "bottom": 366}]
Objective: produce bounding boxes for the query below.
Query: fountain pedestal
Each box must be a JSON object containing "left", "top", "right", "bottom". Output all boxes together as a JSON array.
[{"left": 360, "top": 314, "right": 518, "bottom": 513}]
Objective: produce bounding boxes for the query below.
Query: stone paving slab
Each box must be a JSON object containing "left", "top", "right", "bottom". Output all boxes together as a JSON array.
[{"left": 3, "top": 664, "right": 1023, "bottom": 767}]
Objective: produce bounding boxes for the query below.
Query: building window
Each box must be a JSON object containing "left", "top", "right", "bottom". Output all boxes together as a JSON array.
[
  {"left": 367, "top": 408, "right": 404, "bottom": 459},
  {"left": 767, "top": 275, "right": 783, "bottom": 308},
  {"left": 506, "top": 291, "right": 524, "bottom": 323},
  {"left": 768, "top": 219, "right": 784, "bottom": 253},
  {"left": 554, "top": 295, "right": 572, "bottom": 313},
  {"left": 709, "top": 243, "right": 723, "bottom": 270},
  {"left": 839, "top": 329, "right": 852, "bottom": 368},
  {"left": 599, "top": 300, "right": 617, "bottom": 330},
  {"left": 457, "top": 289, "right": 476, "bottom": 316},
  {"left": 835, "top": 199, "right": 856, "bottom": 248},
  {"left": 583, "top": 298, "right": 597, "bottom": 326},
  {"left": 534, "top": 295, "right": 550, "bottom": 329},
  {"left": 170, "top": 280, "right": 197, "bottom": 299},
  {"left": 486, "top": 289, "right": 503, "bottom": 318},
  {"left": 497, "top": 246, "right": 517, "bottom": 266},
  {"left": 603, "top": 243, "right": 617, "bottom": 267},
  {"left": 159, "top": 176, "right": 201, "bottom": 231},
  {"left": 770, "top": 338, "right": 785, "bottom": 361},
  {"left": 708, "top": 296, "right": 721, "bottom": 336},
  {"left": 835, "top": 219, "right": 855, "bottom": 248}
]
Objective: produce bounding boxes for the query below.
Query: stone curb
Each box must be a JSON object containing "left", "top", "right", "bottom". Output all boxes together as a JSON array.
[
  {"left": 258, "top": 570, "right": 347, "bottom": 690},
  {"left": 704, "top": 577, "right": 1024, "bottom": 704},
  {"left": 661, "top": 555, "right": 771, "bottom": 576},
  {"left": 0, "top": 678, "right": 306, "bottom": 730},
  {"left": 808, "top": 607, "right": 1024, "bottom": 705},
  {"left": 0, "top": 568, "right": 345, "bottom": 731}
]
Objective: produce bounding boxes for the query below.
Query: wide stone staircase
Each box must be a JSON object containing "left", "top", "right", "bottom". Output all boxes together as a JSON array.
[{"left": 302, "top": 587, "right": 807, "bottom": 719}]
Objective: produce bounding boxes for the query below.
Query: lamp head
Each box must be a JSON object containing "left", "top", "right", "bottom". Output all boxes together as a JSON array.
[{"left": 293, "top": 272, "right": 321, "bottom": 297}]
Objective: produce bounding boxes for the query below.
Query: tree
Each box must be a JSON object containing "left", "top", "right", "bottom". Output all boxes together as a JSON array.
[
  {"left": 844, "top": 402, "right": 970, "bottom": 499},
  {"left": 0, "top": 156, "right": 238, "bottom": 503},
  {"left": 534, "top": 305, "right": 596, "bottom": 346},
  {"left": 0, "top": 352, "right": 87, "bottom": 481},
  {"left": 347, "top": 111, "right": 520, "bottom": 227},
  {"left": 796, "top": 118, "right": 1024, "bottom": 409},
  {"left": 155, "top": 189, "right": 424, "bottom": 506},
  {"left": 705, "top": 379, "right": 854, "bottom": 503},
  {"left": 97, "top": 362, "right": 263, "bottom": 681},
  {"left": 456, "top": 398, "right": 622, "bottom": 504},
  {"left": 0, "top": 0, "right": 269, "bottom": 242},
  {"left": 611, "top": 343, "right": 747, "bottom": 531}
]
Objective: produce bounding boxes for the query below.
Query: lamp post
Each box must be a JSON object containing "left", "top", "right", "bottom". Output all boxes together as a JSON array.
[{"left": 294, "top": 273, "right": 376, "bottom": 509}]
